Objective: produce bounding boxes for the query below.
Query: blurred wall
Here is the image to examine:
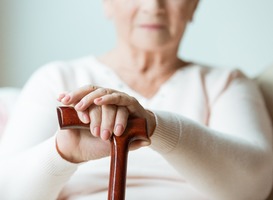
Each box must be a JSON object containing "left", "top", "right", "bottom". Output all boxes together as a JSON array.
[
  {"left": 182, "top": 0, "right": 273, "bottom": 77},
  {"left": 0, "top": 1, "right": 10, "bottom": 86},
  {"left": 0, "top": 0, "right": 115, "bottom": 87},
  {"left": 0, "top": 0, "right": 273, "bottom": 87}
]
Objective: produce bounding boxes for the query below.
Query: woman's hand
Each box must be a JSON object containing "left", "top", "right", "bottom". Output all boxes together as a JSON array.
[{"left": 56, "top": 85, "right": 156, "bottom": 163}]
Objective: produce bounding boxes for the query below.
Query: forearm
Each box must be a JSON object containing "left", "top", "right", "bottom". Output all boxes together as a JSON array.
[
  {"left": 0, "top": 136, "right": 78, "bottom": 200},
  {"left": 150, "top": 111, "right": 273, "bottom": 200}
]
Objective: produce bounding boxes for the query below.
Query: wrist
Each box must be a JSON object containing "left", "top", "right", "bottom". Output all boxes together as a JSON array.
[
  {"left": 55, "top": 130, "right": 84, "bottom": 163},
  {"left": 145, "top": 109, "right": 156, "bottom": 137}
]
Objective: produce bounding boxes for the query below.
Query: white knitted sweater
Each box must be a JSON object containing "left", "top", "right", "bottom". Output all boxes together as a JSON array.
[{"left": 0, "top": 56, "right": 272, "bottom": 200}]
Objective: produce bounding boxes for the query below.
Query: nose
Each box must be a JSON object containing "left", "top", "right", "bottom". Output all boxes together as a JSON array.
[{"left": 141, "top": 0, "right": 165, "bottom": 15}]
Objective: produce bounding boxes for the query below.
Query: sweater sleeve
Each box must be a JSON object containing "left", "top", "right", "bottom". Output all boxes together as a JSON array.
[
  {"left": 150, "top": 72, "right": 273, "bottom": 200},
  {"left": 0, "top": 136, "right": 78, "bottom": 200},
  {"left": 0, "top": 63, "right": 79, "bottom": 200}
]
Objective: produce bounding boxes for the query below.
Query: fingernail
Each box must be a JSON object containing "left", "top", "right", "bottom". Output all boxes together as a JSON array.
[
  {"left": 57, "top": 93, "right": 66, "bottom": 101},
  {"left": 114, "top": 124, "right": 124, "bottom": 136},
  {"left": 62, "top": 95, "right": 71, "bottom": 103},
  {"left": 102, "top": 129, "right": 110, "bottom": 140}
]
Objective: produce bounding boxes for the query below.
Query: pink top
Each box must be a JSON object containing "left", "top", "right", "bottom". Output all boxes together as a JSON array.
[{"left": 0, "top": 56, "right": 272, "bottom": 200}]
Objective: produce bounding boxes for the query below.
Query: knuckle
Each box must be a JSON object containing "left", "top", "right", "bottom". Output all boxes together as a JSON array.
[
  {"left": 91, "top": 106, "right": 102, "bottom": 112},
  {"left": 95, "top": 105, "right": 102, "bottom": 112},
  {"left": 102, "top": 120, "right": 115, "bottom": 131},
  {"left": 87, "top": 85, "right": 97, "bottom": 91},
  {"left": 108, "top": 105, "right": 117, "bottom": 112},
  {"left": 89, "top": 105, "right": 101, "bottom": 116},
  {"left": 120, "top": 106, "right": 129, "bottom": 114},
  {"left": 114, "top": 93, "right": 122, "bottom": 103},
  {"left": 130, "top": 96, "right": 139, "bottom": 104},
  {"left": 97, "top": 88, "right": 109, "bottom": 95}
]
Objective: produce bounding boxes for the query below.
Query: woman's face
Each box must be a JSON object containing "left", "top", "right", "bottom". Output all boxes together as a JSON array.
[{"left": 104, "top": 0, "right": 198, "bottom": 51}]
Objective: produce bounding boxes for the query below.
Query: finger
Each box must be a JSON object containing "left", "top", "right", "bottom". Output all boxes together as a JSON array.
[
  {"left": 77, "top": 110, "right": 90, "bottom": 124},
  {"left": 75, "top": 87, "right": 116, "bottom": 111},
  {"left": 61, "top": 85, "right": 100, "bottom": 105},
  {"left": 114, "top": 106, "right": 129, "bottom": 136},
  {"left": 94, "top": 93, "right": 141, "bottom": 115},
  {"left": 57, "top": 92, "right": 68, "bottom": 102},
  {"left": 94, "top": 92, "right": 124, "bottom": 105},
  {"left": 100, "top": 105, "right": 117, "bottom": 141},
  {"left": 89, "top": 105, "right": 102, "bottom": 138}
]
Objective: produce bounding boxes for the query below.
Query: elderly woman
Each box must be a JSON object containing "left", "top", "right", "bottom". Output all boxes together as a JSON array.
[{"left": 0, "top": 0, "right": 272, "bottom": 199}]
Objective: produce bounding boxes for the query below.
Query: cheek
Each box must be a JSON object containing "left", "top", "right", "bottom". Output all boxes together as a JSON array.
[
  {"left": 113, "top": 0, "right": 137, "bottom": 20},
  {"left": 167, "top": 4, "right": 193, "bottom": 34},
  {"left": 112, "top": 3, "right": 137, "bottom": 33},
  {"left": 113, "top": 4, "right": 137, "bottom": 40},
  {"left": 172, "top": 4, "right": 192, "bottom": 21},
  {"left": 169, "top": 1, "right": 195, "bottom": 21}
]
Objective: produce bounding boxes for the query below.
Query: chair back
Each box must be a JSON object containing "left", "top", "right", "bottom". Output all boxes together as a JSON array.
[{"left": 255, "top": 65, "right": 273, "bottom": 200}]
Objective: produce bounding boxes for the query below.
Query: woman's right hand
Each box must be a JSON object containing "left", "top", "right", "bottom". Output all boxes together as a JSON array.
[
  {"left": 56, "top": 127, "right": 111, "bottom": 163},
  {"left": 55, "top": 85, "right": 155, "bottom": 163},
  {"left": 56, "top": 103, "right": 119, "bottom": 163}
]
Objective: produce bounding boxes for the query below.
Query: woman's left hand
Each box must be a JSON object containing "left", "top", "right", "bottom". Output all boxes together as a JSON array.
[{"left": 57, "top": 85, "right": 156, "bottom": 141}]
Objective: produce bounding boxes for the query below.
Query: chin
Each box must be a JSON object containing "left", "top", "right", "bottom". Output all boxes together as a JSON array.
[{"left": 132, "top": 39, "right": 170, "bottom": 52}]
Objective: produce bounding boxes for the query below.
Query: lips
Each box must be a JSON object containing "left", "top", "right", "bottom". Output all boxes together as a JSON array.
[{"left": 139, "top": 24, "right": 165, "bottom": 30}]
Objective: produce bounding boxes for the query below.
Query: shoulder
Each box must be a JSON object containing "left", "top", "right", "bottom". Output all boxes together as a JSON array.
[
  {"left": 26, "top": 55, "right": 102, "bottom": 92},
  {"left": 178, "top": 62, "right": 246, "bottom": 84},
  {"left": 186, "top": 63, "right": 249, "bottom": 88},
  {"left": 184, "top": 63, "right": 259, "bottom": 103},
  {"left": 185, "top": 63, "right": 246, "bottom": 80},
  {"left": 31, "top": 55, "right": 99, "bottom": 80}
]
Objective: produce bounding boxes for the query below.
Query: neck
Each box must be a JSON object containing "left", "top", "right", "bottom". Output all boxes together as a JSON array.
[
  {"left": 101, "top": 42, "right": 184, "bottom": 75},
  {"left": 97, "top": 44, "right": 189, "bottom": 98}
]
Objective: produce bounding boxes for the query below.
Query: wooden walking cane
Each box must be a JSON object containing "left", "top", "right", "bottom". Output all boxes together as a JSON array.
[{"left": 56, "top": 106, "right": 150, "bottom": 200}]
